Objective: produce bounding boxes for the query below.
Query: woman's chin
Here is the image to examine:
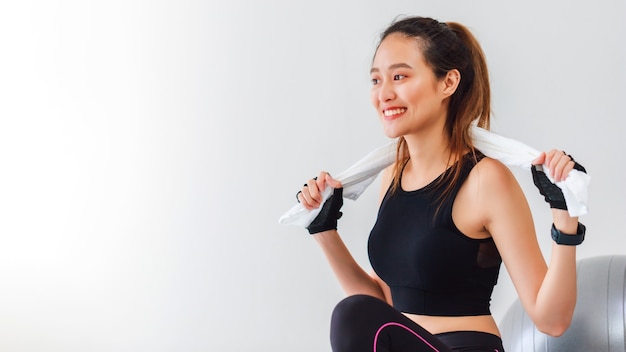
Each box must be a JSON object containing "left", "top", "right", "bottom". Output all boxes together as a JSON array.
[{"left": 382, "top": 127, "right": 403, "bottom": 139}]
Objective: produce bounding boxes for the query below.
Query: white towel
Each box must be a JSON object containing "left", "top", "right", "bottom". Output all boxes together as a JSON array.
[{"left": 279, "top": 125, "right": 590, "bottom": 227}]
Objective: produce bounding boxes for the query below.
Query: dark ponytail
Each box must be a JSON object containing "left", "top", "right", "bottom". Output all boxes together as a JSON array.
[{"left": 445, "top": 21, "right": 490, "bottom": 132}]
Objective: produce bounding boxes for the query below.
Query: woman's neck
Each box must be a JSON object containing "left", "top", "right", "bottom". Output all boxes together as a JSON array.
[{"left": 401, "top": 129, "right": 456, "bottom": 190}]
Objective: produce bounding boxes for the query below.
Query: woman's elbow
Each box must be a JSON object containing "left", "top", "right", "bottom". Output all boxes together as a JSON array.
[{"left": 535, "top": 316, "right": 573, "bottom": 337}]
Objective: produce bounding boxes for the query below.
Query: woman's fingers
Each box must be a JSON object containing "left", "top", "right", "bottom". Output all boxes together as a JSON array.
[
  {"left": 316, "top": 172, "right": 328, "bottom": 192},
  {"left": 308, "top": 177, "right": 324, "bottom": 204},
  {"left": 554, "top": 156, "right": 574, "bottom": 182},
  {"left": 298, "top": 171, "right": 343, "bottom": 211},
  {"left": 532, "top": 152, "right": 546, "bottom": 166},
  {"left": 299, "top": 179, "right": 320, "bottom": 210},
  {"left": 325, "top": 173, "right": 343, "bottom": 189},
  {"left": 544, "top": 149, "right": 574, "bottom": 182}
]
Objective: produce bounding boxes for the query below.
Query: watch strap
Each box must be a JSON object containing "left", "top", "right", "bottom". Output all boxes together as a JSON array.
[{"left": 551, "top": 222, "right": 586, "bottom": 245}]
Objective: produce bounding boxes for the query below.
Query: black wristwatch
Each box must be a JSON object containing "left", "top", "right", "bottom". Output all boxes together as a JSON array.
[{"left": 551, "top": 223, "right": 586, "bottom": 245}]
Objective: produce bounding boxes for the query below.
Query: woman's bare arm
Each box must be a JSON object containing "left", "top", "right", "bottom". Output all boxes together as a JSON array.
[{"left": 477, "top": 153, "right": 579, "bottom": 337}]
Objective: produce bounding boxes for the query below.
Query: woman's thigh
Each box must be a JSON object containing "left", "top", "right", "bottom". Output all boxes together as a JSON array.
[
  {"left": 330, "top": 294, "right": 452, "bottom": 352},
  {"left": 329, "top": 295, "right": 504, "bottom": 352}
]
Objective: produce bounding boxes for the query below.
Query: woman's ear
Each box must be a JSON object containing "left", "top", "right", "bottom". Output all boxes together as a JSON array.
[{"left": 440, "top": 69, "right": 461, "bottom": 97}]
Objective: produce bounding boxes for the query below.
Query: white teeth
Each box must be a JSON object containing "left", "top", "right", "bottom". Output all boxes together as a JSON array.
[{"left": 384, "top": 108, "right": 406, "bottom": 116}]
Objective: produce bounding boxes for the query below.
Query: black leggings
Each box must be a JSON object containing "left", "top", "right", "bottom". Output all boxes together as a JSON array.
[{"left": 330, "top": 295, "right": 504, "bottom": 352}]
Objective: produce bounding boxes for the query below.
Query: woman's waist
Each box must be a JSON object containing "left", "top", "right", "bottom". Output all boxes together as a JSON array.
[{"left": 402, "top": 312, "right": 501, "bottom": 337}]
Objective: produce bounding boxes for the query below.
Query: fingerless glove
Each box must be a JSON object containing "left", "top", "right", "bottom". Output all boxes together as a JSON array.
[
  {"left": 307, "top": 188, "right": 343, "bottom": 234},
  {"left": 531, "top": 157, "right": 586, "bottom": 210}
]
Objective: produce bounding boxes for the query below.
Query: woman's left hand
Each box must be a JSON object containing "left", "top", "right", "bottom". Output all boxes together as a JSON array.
[
  {"left": 532, "top": 150, "right": 576, "bottom": 182},
  {"left": 531, "top": 150, "right": 587, "bottom": 211}
]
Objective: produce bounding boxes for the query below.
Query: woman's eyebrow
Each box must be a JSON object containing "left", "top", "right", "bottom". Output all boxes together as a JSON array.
[{"left": 370, "top": 63, "right": 413, "bottom": 74}]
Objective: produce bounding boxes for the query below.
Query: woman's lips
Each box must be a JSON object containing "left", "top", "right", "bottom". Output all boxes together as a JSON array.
[{"left": 383, "top": 107, "right": 407, "bottom": 120}]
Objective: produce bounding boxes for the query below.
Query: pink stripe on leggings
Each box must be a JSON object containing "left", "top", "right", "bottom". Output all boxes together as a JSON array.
[{"left": 373, "top": 322, "right": 440, "bottom": 352}]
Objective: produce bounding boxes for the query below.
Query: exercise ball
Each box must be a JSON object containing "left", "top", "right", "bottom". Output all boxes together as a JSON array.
[{"left": 499, "top": 255, "right": 626, "bottom": 352}]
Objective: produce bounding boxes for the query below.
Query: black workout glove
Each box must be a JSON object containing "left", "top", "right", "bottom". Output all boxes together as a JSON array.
[
  {"left": 531, "top": 156, "right": 586, "bottom": 210},
  {"left": 306, "top": 187, "right": 343, "bottom": 235}
]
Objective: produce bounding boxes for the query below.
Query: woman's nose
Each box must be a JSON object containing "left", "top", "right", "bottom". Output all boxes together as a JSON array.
[{"left": 378, "top": 81, "right": 396, "bottom": 102}]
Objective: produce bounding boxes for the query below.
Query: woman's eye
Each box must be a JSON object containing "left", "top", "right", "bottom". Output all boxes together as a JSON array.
[
  {"left": 394, "top": 74, "right": 406, "bottom": 80},
  {"left": 371, "top": 78, "right": 381, "bottom": 85}
]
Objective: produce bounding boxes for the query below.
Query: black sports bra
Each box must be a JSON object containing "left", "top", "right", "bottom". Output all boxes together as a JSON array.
[{"left": 368, "top": 152, "right": 502, "bottom": 316}]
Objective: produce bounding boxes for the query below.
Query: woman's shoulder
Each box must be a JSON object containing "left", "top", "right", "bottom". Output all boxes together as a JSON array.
[
  {"left": 457, "top": 155, "right": 528, "bottom": 230},
  {"left": 473, "top": 155, "right": 513, "bottom": 177},
  {"left": 469, "top": 156, "right": 521, "bottom": 195},
  {"left": 378, "top": 164, "right": 395, "bottom": 205},
  {"left": 381, "top": 163, "right": 395, "bottom": 182},
  {"left": 472, "top": 156, "right": 528, "bottom": 209}
]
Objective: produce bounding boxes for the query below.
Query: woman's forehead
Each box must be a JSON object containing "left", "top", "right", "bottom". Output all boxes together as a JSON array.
[{"left": 372, "top": 34, "right": 427, "bottom": 68}]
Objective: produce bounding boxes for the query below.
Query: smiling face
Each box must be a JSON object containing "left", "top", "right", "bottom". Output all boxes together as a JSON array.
[{"left": 370, "top": 33, "right": 450, "bottom": 139}]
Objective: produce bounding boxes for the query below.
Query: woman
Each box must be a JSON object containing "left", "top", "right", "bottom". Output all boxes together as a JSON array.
[{"left": 296, "top": 16, "right": 587, "bottom": 352}]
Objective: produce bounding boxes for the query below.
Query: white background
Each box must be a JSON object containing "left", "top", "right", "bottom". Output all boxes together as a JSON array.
[{"left": 0, "top": 1, "right": 624, "bottom": 351}]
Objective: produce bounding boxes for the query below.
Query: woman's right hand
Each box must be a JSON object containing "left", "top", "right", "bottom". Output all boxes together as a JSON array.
[
  {"left": 297, "top": 171, "right": 344, "bottom": 234},
  {"left": 297, "top": 171, "right": 343, "bottom": 211}
]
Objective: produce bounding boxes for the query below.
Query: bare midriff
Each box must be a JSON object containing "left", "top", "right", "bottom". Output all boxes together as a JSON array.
[{"left": 403, "top": 312, "right": 501, "bottom": 337}]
